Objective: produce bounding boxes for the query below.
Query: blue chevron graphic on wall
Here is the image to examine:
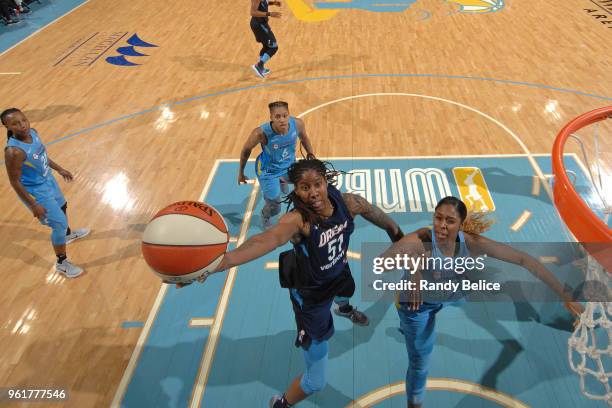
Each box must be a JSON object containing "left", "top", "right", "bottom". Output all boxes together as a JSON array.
[{"left": 105, "top": 34, "right": 158, "bottom": 66}]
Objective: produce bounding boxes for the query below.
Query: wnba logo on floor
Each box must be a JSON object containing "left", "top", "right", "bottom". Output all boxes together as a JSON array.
[
  {"left": 335, "top": 167, "right": 495, "bottom": 213},
  {"left": 452, "top": 167, "right": 495, "bottom": 212}
]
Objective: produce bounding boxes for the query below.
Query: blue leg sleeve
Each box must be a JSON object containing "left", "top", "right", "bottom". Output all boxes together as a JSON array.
[
  {"left": 299, "top": 339, "right": 329, "bottom": 394},
  {"left": 397, "top": 303, "right": 443, "bottom": 405}
]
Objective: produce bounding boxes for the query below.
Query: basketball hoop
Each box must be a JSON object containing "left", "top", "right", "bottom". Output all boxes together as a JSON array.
[{"left": 553, "top": 106, "right": 612, "bottom": 405}]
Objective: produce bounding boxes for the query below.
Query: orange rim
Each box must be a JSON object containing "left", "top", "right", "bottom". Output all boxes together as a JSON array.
[{"left": 552, "top": 106, "right": 612, "bottom": 272}]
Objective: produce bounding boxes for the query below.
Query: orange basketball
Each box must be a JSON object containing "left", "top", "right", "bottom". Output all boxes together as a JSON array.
[{"left": 142, "top": 201, "right": 229, "bottom": 284}]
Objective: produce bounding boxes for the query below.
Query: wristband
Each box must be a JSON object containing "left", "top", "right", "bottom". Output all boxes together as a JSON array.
[{"left": 391, "top": 228, "right": 404, "bottom": 243}]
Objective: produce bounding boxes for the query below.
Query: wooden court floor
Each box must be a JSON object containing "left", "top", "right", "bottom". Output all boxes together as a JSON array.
[{"left": 0, "top": 0, "right": 610, "bottom": 407}]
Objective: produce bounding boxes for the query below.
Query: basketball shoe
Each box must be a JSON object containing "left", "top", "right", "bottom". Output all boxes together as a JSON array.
[
  {"left": 66, "top": 228, "right": 90, "bottom": 244},
  {"left": 333, "top": 304, "right": 369, "bottom": 326},
  {"left": 56, "top": 259, "right": 83, "bottom": 278},
  {"left": 251, "top": 64, "right": 266, "bottom": 79}
]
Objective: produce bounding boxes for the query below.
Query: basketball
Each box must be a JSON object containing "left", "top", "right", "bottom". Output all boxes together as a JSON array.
[{"left": 142, "top": 201, "right": 229, "bottom": 284}]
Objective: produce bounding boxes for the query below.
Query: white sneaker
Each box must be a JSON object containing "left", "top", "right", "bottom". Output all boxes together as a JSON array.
[
  {"left": 66, "top": 228, "right": 90, "bottom": 244},
  {"left": 56, "top": 259, "right": 84, "bottom": 278}
]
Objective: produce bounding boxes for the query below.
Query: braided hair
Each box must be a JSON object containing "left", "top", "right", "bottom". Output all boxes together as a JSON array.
[
  {"left": 1, "top": 108, "right": 20, "bottom": 140},
  {"left": 283, "top": 158, "right": 341, "bottom": 228},
  {"left": 268, "top": 101, "right": 289, "bottom": 111}
]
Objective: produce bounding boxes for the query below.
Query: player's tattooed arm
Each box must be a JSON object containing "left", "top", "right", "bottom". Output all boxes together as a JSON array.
[{"left": 342, "top": 193, "right": 403, "bottom": 242}]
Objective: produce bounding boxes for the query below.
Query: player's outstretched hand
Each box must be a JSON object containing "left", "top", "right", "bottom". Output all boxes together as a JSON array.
[
  {"left": 163, "top": 271, "right": 213, "bottom": 288},
  {"left": 269, "top": 11, "right": 282, "bottom": 18},
  {"left": 162, "top": 280, "right": 191, "bottom": 288}
]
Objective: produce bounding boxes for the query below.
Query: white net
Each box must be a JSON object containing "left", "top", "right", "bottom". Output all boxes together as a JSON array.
[{"left": 568, "top": 253, "right": 612, "bottom": 406}]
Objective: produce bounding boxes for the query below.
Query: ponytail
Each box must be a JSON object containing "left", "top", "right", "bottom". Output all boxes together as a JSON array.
[
  {"left": 435, "top": 196, "right": 494, "bottom": 235},
  {"left": 461, "top": 211, "right": 495, "bottom": 235}
]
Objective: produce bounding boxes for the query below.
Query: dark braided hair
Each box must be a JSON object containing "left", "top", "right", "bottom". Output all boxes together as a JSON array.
[
  {"left": 268, "top": 101, "right": 289, "bottom": 111},
  {"left": 1, "top": 108, "right": 21, "bottom": 140},
  {"left": 283, "top": 158, "right": 342, "bottom": 228}
]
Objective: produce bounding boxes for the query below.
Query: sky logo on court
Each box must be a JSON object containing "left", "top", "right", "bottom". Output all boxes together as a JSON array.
[
  {"left": 105, "top": 34, "right": 158, "bottom": 66},
  {"left": 447, "top": 0, "right": 504, "bottom": 13},
  {"left": 287, "top": 0, "right": 504, "bottom": 22}
]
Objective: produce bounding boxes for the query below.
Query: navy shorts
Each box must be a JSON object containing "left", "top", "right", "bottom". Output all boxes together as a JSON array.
[{"left": 289, "top": 266, "right": 355, "bottom": 344}]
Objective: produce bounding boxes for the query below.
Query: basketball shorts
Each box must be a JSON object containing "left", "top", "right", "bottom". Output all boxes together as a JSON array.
[
  {"left": 24, "top": 175, "right": 67, "bottom": 228},
  {"left": 250, "top": 19, "right": 277, "bottom": 48},
  {"left": 255, "top": 156, "right": 289, "bottom": 201},
  {"left": 289, "top": 265, "right": 356, "bottom": 345}
]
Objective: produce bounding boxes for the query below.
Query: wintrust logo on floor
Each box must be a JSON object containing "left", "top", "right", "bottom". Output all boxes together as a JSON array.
[
  {"left": 53, "top": 33, "right": 158, "bottom": 67},
  {"left": 105, "top": 34, "right": 158, "bottom": 66}
]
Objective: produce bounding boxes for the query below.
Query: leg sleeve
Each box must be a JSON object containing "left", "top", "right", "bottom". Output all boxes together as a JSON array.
[
  {"left": 299, "top": 340, "right": 329, "bottom": 394},
  {"left": 397, "top": 303, "right": 443, "bottom": 405}
]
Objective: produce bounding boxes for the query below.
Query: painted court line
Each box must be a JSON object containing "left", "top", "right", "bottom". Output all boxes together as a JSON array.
[
  {"left": 219, "top": 153, "right": 559, "bottom": 162},
  {"left": 15, "top": 75, "right": 608, "bottom": 153},
  {"left": 189, "top": 178, "right": 260, "bottom": 408},
  {"left": 110, "top": 160, "right": 221, "bottom": 408},
  {"left": 531, "top": 176, "right": 541, "bottom": 196},
  {"left": 189, "top": 318, "right": 215, "bottom": 328},
  {"left": 121, "top": 321, "right": 145, "bottom": 329},
  {"left": 510, "top": 210, "right": 532, "bottom": 232},
  {"left": 109, "top": 99, "right": 588, "bottom": 405},
  {"left": 296, "top": 92, "right": 555, "bottom": 207},
  {"left": 184, "top": 96, "right": 577, "bottom": 404},
  {"left": 110, "top": 284, "right": 168, "bottom": 408},
  {"left": 346, "top": 379, "right": 528, "bottom": 407},
  {"left": 347, "top": 251, "right": 361, "bottom": 259},
  {"left": 539, "top": 256, "right": 560, "bottom": 264}
]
